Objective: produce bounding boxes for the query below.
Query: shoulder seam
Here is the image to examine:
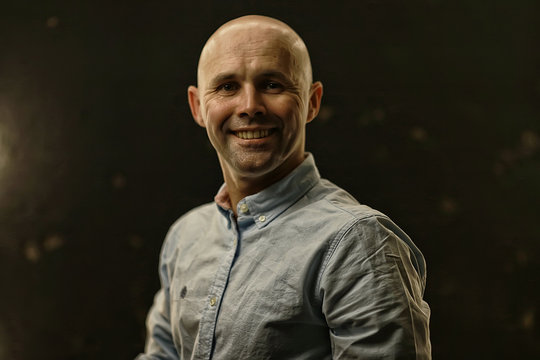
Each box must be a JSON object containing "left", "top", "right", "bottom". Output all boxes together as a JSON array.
[{"left": 314, "top": 200, "right": 388, "bottom": 303}]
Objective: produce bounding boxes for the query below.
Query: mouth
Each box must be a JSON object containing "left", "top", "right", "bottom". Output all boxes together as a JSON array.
[{"left": 234, "top": 129, "right": 273, "bottom": 140}]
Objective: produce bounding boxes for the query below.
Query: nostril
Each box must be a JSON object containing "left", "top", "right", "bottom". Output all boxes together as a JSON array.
[{"left": 240, "top": 110, "right": 264, "bottom": 118}]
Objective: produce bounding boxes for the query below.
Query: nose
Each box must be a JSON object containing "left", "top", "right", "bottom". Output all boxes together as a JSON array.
[{"left": 237, "top": 84, "right": 266, "bottom": 119}]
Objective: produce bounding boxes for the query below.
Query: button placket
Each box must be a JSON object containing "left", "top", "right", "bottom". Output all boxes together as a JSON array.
[{"left": 196, "top": 209, "right": 240, "bottom": 359}]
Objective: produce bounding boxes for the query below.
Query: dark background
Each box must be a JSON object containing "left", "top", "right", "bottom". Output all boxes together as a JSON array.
[{"left": 1, "top": 0, "right": 539, "bottom": 359}]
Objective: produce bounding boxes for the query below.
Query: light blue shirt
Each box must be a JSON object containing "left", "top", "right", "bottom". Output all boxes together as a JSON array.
[{"left": 137, "top": 154, "right": 431, "bottom": 360}]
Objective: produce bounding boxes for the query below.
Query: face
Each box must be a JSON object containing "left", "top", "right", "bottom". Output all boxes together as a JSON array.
[{"left": 188, "top": 25, "right": 322, "bottom": 187}]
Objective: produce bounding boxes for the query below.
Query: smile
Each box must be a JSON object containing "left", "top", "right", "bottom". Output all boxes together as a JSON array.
[{"left": 235, "top": 129, "right": 272, "bottom": 139}]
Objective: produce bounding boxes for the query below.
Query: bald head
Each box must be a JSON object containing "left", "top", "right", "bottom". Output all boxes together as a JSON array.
[
  {"left": 197, "top": 15, "right": 313, "bottom": 90},
  {"left": 187, "top": 15, "right": 323, "bottom": 198}
]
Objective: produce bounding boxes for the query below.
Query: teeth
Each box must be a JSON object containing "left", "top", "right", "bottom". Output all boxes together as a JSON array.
[{"left": 236, "top": 129, "right": 270, "bottom": 139}]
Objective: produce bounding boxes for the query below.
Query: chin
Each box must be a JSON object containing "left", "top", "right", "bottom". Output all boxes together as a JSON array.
[
  {"left": 229, "top": 153, "right": 281, "bottom": 176},
  {"left": 235, "top": 160, "right": 277, "bottom": 177}
]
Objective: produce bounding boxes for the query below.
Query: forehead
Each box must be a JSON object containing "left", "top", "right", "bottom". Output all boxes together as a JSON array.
[
  {"left": 218, "top": 28, "right": 292, "bottom": 56},
  {"left": 199, "top": 28, "right": 300, "bottom": 82}
]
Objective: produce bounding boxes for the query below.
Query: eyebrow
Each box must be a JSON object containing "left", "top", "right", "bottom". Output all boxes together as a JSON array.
[
  {"left": 209, "top": 72, "right": 236, "bottom": 86},
  {"left": 259, "top": 71, "right": 291, "bottom": 84},
  {"left": 208, "top": 70, "right": 293, "bottom": 87}
]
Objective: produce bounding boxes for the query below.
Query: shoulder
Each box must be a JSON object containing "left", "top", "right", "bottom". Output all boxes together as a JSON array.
[
  {"left": 306, "top": 179, "right": 426, "bottom": 281},
  {"left": 168, "top": 202, "right": 218, "bottom": 232},
  {"left": 293, "top": 178, "right": 394, "bottom": 263},
  {"left": 302, "top": 178, "right": 385, "bottom": 225},
  {"left": 311, "top": 179, "right": 390, "bottom": 250},
  {"left": 160, "top": 202, "right": 219, "bottom": 261}
]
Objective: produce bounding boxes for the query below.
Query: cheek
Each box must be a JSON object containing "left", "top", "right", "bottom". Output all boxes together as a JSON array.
[
  {"left": 269, "top": 96, "right": 306, "bottom": 121},
  {"left": 204, "top": 100, "right": 232, "bottom": 129}
]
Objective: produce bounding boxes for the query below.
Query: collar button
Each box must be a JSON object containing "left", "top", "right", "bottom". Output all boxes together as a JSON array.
[{"left": 239, "top": 203, "right": 249, "bottom": 214}]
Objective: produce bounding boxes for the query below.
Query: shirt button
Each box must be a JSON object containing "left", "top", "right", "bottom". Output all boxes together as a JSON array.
[
  {"left": 210, "top": 297, "right": 217, "bottom": 307},
  {"left": 258, "top": 215, "right": 266, "bottom": 222},
  {"left": 239, "top": 203, "right": 249, "bottom": 214}
]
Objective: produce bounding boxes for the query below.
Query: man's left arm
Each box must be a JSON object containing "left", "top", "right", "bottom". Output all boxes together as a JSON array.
[{"left": 320, "top": 215, "right": 431, "bottom": 360}]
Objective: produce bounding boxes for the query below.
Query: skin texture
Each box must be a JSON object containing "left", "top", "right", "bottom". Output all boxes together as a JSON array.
[{"left": 188, "top": 15, "right": 323, "bottom": 214}]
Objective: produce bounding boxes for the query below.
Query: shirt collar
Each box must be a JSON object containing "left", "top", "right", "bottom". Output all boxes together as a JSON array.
[{"left": 215, "top": 153, "right": 321, "bottom": 229}]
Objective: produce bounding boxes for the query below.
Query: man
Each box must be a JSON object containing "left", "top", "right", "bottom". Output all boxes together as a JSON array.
[{"left": 137, "top": 15, "right": 431, "bottom": 360}]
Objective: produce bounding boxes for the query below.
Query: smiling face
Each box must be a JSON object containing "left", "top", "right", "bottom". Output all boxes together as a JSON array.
[{"left": 188, "top": 16, "right": 322, "bottom": 191}]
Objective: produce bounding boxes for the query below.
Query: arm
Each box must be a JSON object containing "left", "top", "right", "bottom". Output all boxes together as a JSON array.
[
  {"left": 320, "top": 216, "right": 431, "bottom": 360},
  {"left": 136, "top": 232, "right": 180, "bottom": 360}
]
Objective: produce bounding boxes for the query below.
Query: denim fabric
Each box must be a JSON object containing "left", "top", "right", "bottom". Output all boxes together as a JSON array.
[{"left": 136, "top": 154, "right": 431, "bottom": 360}]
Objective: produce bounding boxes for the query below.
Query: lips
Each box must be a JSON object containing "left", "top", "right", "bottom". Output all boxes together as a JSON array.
[{"left": 234, "top": 129, "right": 272, "bottom": 139}]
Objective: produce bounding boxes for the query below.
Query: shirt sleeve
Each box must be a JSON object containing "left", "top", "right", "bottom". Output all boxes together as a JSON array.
[
  {"left": 319, "top": 215, "right": 432, "bottom": 360},
  {"left": 136, "top": 230, "right": 180, "bottom": 360}
]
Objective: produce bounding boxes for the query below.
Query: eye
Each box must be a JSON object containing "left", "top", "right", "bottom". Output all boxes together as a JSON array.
[
  {"left": 263, "top": 81, "right": 284, "bottom": 92},
  {"left": 217, "top": 82, "right": 238, "bottom": 92}
]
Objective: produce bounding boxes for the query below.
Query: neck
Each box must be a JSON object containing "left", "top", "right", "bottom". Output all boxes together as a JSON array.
[
  {"left": 223, "top": 176, "right": 269, "bottom": 216},
  {"left": 219, "top": 154, "right": 306, "bottom": 215}
]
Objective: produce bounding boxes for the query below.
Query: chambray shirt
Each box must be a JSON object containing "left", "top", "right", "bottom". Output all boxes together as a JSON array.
[{"left": 137, "top": 154, "right": 431, "bottom": 360}]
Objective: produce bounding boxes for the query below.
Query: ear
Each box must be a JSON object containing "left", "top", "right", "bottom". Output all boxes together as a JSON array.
[
  {"left": 188, "top": 85, "right": 205, "bottom": 127},
  {"left": 306, "top": 81, "right": 323, "bottom": 124}
]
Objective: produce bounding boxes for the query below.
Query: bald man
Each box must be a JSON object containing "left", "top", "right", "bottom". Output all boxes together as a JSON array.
[{"left": 137, "top": 15, "right": 431, "bottom": 360}]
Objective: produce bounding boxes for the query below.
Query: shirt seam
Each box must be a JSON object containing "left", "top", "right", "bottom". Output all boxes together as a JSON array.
[{"left": 315, "top": 199, "right": 391, "bottom": 303}]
